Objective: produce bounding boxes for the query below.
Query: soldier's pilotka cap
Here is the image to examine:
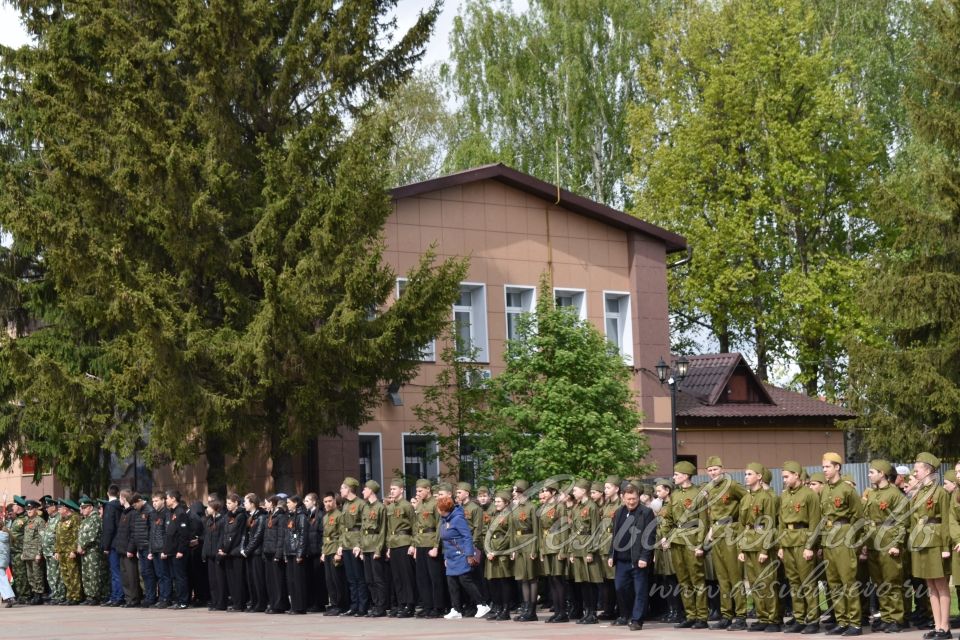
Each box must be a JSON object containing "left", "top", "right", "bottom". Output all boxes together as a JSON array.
[
  {"left": 573, "top": 478, "right": 591, "bottom": 491},
  {"left": 456, "top": 482, "right": 472, "bottom": 494},
  {"left": 495, "top": 490, "right": 512, "bottom": 503},
  {"left": 542, "top": 479, "right": 558, "bottom": 492},
  {"left": 364, "top": 480, "right": 380, "bottom": 493},
  {"left": 415, "top": 479, "right": 431, "bottom": 490},
  {"left": 762, "top": 468, "right": 772, "bottom": 484},
  {"left": 654, "top": 477, "right": 673, "bottom": 489},
  {"left": 916, "top": 451, "right": 941, "bottom": 468},
  {"left": 434, "top": 482, "right": 451, "bottom": 494},
  {"left": 604, "top": 475, "right": 621, "bottom": 487},
  {"left": 513, "top": 479, "right": 529, "bottom": 492},
  {"left": 746, "top": 462, "right": 765, "bottom": 476},
  {"left": 822, "top": 451, "right": 843, "bottom": 465},
  {"left": 342, "top": 477, "right": 360, "bottom": 490},
  {"left": 782, "top": 461, "right": 803, "bottom": 475},
  {"left": 476, "top": 486, "right": 490, "bottom": 496},
  {"left": 674, "top": 461, "right": 696, "bottom": 476},
  {"left": 705, "top": 456, "right": 723, "bottom": 468},
  {"left": 389, "top": 478, "right": 405, "bottom": 489},
  {"left": 870, "top": 459, "right": 893, "bottom": 476},
  {"left": 590, "top": 481, "right": 604, "bottom": 493},
  {"left": 809, "top": 472, "right": 826, "bottom": 483},
  {"left": 945, "top": 470, "right": 957, "bottom": 484}
]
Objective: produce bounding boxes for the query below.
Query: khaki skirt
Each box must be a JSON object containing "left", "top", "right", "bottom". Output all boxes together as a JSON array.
[{"left": 911, "top": 547, "right": 951, "bottom": 580}]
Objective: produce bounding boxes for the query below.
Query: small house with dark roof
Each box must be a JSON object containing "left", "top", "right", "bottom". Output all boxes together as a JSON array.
[{"left": 672, "top": 353, "right": 854, "bottom": 472}]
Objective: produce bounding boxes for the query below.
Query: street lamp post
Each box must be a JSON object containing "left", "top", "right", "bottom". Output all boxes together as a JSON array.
[{"left": 656, "top": 355, "right": 689, "bottom": 465}]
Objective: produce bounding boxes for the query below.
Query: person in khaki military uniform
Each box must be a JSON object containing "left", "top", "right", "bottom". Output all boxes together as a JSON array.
[
  {"left": 737, "top": 463, "right": 780, "bottom": 632},
  {"left": 386, "top": 479, "right": 416, "bottom": 618},
  {"left": 777, "top": 460, "right": 822, "bottom": 634},
  {"left": 820, "top": 451, "right": 864, "bottom": 636},
  {"left": 945, "top": 469, "right": 960, "bottom": 629},
  {"left": 41, "top": 497, "right": 64, "bottom": 604},
  {"left": 653, "top": 478, "right": 682, "bottom": 623},
  {"left": 538, "top": 479, "right": 568, "bottom": 623},
  {"left": 508, "top": 479, "right": 539, "bottom": 621},
  {"left": 338, "top": 476, "right": 370, "bottom": 616},
  {"left": 320, "top": 492, "right": 347, "bottom": 615},
  {"left": 598, "top": 475, "right": 621, "bottom": 621},
  {"left": 662, "top": 460, "right": 708, "bottom": 629},
  {"left": 568, "top": 477, "right": 602, "bottom": 625},
  {"left": 359, "top": 480, "right": 387, "bottom": 617},
  {"left": 860, "top": 459, "right": 907, "bottom": 633},
  {"left": 700, "top": 456, "right": 747, "bottom": 630},
  {"left": 483, "top": 490, "right": 514, "bottom": 621},
  {"left": 20, "top": 500, "right": 46, "bottom": 604},
  {"left": 7, "top": 497, "right": 29, "bottom": 603},
  {"left": 54, "top": 499, "right": 83, "bottom": 605},
  {"left": 409, "top": 478, "right": 444, "bottom": 618},
  {"left": 76, "top": 496, "right": 104, "bottom": 605},
  {"left": 909, "top": 451, "right": 952, "bottom": 639}
]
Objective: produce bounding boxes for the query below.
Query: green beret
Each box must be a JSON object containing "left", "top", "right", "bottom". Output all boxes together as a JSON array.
[
  {"left": 389, "top": 478, "right": 404, "bottom": 488},
  {"left": 782, "top": 461, "right": 803, "bottom": 475},
  {"left": 809, "top": 472, "right": 826, "bottom": 483},
  {"left": 916, "top": 451, "right": 941, "bottom": 468},
  {"left": 436, "top": 482, "right": 453, "bottom": 494},
  {"left": 705, "top": 456, "right": 723, "bottom": 468},
  {"left": 514, "top": 479, "right": 529, "bottom": 492},
  {"left": 456, "top": 482, "right": 472, "bottom": 494},
  {"left": 870, "top": 459, "right": 893, "bottom": 476},
  {"left": 415, "top": 479, "right": 431, "bottom": 490},
  {"left": 604, "top": 475, "right": 621, "bottom": 487},
  {"left": 573, "top": 478, "right": 591, "bottom": 491},
  {"left": 364, "top": 480, "right": 380, "bottom": 493},
  {"left": 342, "top": 476, "right": 360, "bottom": 490},
  {"left": 945, "top": 470, "right": 957, "bottom": 484},
  {"left": 674, "top": 461, "right": 696, "bottom": 476},
  {"left": 495, "top": 490, "right": 512, "bottom": 503},
  {"left": 746, "top": 462, "right": 765, "bottom": 476},
  {"left": 476, "top": 486, "right": 490, "bottom": 495},
  {"left": 590, "top": 481, "right": 604, "bottom": 493}
]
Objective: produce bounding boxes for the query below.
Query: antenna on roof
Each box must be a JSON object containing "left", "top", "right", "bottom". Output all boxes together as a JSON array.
[{"left": 554, "top": 138, "right": 561, "bottom": 205}]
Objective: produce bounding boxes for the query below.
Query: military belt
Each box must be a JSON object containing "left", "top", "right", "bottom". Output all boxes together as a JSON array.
[
  {"left": 715, "top": 517, "right": 734, "bottom": 525},
  {"left": 419, "top": 527, "right": 436, "bottom": 533},
  {"left": 679, "top": 521, "right": 700, "bottom": 529},
  {"left": 923, "top": 517, "right": 941, "bottom": 524},
  {"left": 785, "top": 523, "right": 808, "bottom": 529},
  {"left": 348, "top": 526, "right": 362, "bottom": 532},
  {"left": 826, "top": 518, "right": 849, "bottom": 527},
  {"left": 877, "top": 518, "right": 898, "bottom": 527}
]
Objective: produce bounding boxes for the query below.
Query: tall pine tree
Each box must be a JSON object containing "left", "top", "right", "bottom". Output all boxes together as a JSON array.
[{"left": 0, "top": 1, "right": 465, "bottom": 493}]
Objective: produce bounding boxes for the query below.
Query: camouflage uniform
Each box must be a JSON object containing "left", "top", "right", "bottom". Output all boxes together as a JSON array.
[
  {"left": 77, "top": 509, "right": 104, "bottom": 603},
  {"left": 41, "top": 510, "right": 65, "bottom": 602},
  {"left": 20, "top": 513, "right": 46, "bottom": 597},
  {"left": 8, "top": 512, "right": 29, "bottom": 601},
  {"left": 55, "top": 512, "right": 83, "bottom": 603}
]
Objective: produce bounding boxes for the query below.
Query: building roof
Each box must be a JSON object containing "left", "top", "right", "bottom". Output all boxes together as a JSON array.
[
  {"left": 675, "top": 353, "right": 855, "bottom": 420},
  {"left": 390, "top": 163, "right": 688, "bottom": 253}
]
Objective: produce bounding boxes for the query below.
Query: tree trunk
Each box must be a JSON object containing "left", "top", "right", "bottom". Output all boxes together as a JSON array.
[
  {"left": 755, "top": 325, "right": 768, "bottom": 382},
  {"left": 271, "top": 429, "right": 295, "bottom": 494},
  {"left": 205, "top": 433, "right": 227, "bottom": 498}
]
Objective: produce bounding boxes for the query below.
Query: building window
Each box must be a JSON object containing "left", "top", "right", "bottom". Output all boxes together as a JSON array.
[
  {"left": 603, "top": 292, "right": 633, "bottom": 363},
  {"left": 453, "top": 283, "right": 489, "bottom": 362},
  {"left": 358, "top": 434, "right": 382, "bottom": 487},
  {"left": 403, "top": 434, "right": 438, "bottom": 497},
  {"left": 554, "top": 288, "right": 587, "bottom": 321},
  {"left": 396, "top": 278, "right": 435, "bottom": 361},
  {"left": 504, "top": 285, "right": 535, "bottom": 342},
  {"left": 459, "top": 437, "right": 490, "bottom": 488},
  {"left": 21, "top": 455, "right": 36, "bottom": 476}
]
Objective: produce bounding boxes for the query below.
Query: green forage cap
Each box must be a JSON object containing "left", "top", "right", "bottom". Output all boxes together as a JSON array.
[
  {"left": 654, "top": 477, "right": 672, "bottom": 489},
  {"left": 514, "top": 479, "right": 529, "bottom": 492},
  {"left": 604, "top": 475, "right": 621, "bottom": 486},
  {"left": 809, "top": 472, "right": 826, "bottom": 483},
  {"left": 590, "top": 481, "right": 604, "bottom": 493},
  {"left": 573, "top": 478, "right": 591, "bottom": 491},
  {"left": 674, "top": 461, "right": 696, "bottom": 476},
  {"left": 944, "top": 470, "right": 957, "bottom": 484},
  {"left": 476, "top": 486, "right": 490, "bottom": 496},
  {"left": 78, "top": 496, "right": 97, "bottom": 507},
  {"left": 746, "top": 462, "right": 765, "bottom": 475},
  {"left": 389, "top": 478, "right": 404, "bottom": 489},
  {"left": 437, "top": 482, "right": 453, "bottom": 494},
  {"left": 62, "top": 498, "right": 80, "bottom": 512},
  {"left": 495, "top": 490, "right": 512, "bottom": 503},
  {"left": 364, "top": 480, "right": 380, "bottom": 493},
  {"left": 542, "top": 479, "right": 558, "bottom": 491},
  {"left": 415, "top": 479, "right": 431, "bottom": 490},
  {"left": 915, "top": 451, "right": 941, "bottom": 468},
  {"left": 870, "top": 459, "right": 893, "bottom": 476},
  {"left": 782, "top": 461, "right": 803, "bottom": 475},
  {"left": 456, "top": 482, "right": 472, "bottom": 494},
  {"left": 342, "top": 477, "right": 360, "bottom": 490},
  {"left": 705, "top": 456, "right": 723, "bottom": 468},
  {"left": 13, "top": 495, "right": 26, "bottom": 507},
  {"left": 762, "top": 468, "right": 772, "bottom": 484}
]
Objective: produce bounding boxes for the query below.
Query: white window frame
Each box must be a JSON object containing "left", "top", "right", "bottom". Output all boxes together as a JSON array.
[
  {"left": 504, "top": 284, "right": 536, "bottom": 342},
  {"left": 453, "top": 282, "right": 489, "bottom": 362},
  {"left": 396, "top": 277, "right": 435, "bottom": 361},
  {"left": 603, "top": 291, "right": 634, "bottom": 364},
  {"left": 553, "top": 287, "right": 587, "bottom": 322},
  {"left": 357, "top": 432, "right": 383, "bottom": 488}
]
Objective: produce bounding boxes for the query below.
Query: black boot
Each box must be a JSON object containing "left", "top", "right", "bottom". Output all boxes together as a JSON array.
[{"left": 513, "top": 602, "right": 528, "bottom": 621}]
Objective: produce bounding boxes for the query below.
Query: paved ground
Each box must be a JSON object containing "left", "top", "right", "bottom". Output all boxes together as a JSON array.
[{"left": 0, "top": 606, "right": 944, "bottom": 640}]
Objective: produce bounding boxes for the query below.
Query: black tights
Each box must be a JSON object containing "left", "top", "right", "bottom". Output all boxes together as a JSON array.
[
  {"left": 491, "top": 578, "right": 511, "bottom": 610},
  {"left": 519, "top": 579, "right": 538, "bottom": 608},
  {"left": 580, "top": 582, "right": 598, "bottom": 614},
  {"left": 550, "top": 576, "right": 566, "bottom": 613}
]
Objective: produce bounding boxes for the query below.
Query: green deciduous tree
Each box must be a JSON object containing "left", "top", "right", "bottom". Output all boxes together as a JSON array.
[
  {"left": 845, "top": 0, "right": 960, "bottom": 460},
  {"left": 482, "top": 278, "right": 649, "bottom": 481},
  {"left": 0, "top": 0, "right": 466, "bottom": 493},
  {"left": 443, "top": 0, "right": 663, "bottom": 207},
  {"left": 630, "top": 0, "right": 884, "bottom": 396}
]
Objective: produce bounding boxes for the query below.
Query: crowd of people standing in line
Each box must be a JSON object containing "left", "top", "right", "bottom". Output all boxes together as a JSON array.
[{"left": 1, "top": 450, "right": 959, "bottom": 639}]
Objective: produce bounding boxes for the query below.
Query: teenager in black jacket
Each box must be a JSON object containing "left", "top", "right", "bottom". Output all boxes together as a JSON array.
[
  {"left": 304, "top": 493, "right": 327, "bottom": 612},
  {"left": 220, "top": 494, "right": 248, "bottom": 611},
  {"left": 148, "top": 492, "right": 172, "bottom": 608},
  {"left": 202, "top": 496, "right": 227, "bottom": 611},
  {"left": 284, "top": 495, "right": 309, "bottom": 614},
  {"left": 241, "top": 493, "right": 268, "bottom": 613},
  {"left": 162, "top": 490, "right": 191, "bottom": 609},
  {"left": 262, "top": 495, "right": 289, "bottom": 613},
  {"left": 132, "top": 495, "right": 157, "bottom": 606},
  {"left": 115, "top": 489, "right": 142, "bottom": 607}
]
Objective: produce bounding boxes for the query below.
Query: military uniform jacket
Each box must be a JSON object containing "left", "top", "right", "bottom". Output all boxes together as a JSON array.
[
  {"left": 704, "top": 476, "right": 746, "bottom": 541},
  {"left": 359, "top": 501, "right": 386, "bottom": 554},
  {"left": 507, "top": 500, "right": 538, "bottom": 556},
  {"left": 778, "top": 484, "right": 821, "bottom": 550},
  {"left": 665, "top": 484, "right": 707, "bottom": 547},
  {"left": 322, "top": 509, "right": 342, "bottom": 556},
  {"left": 599, "top": 498, "right": 621, "bottom": 557},
  {"left": 8, "top": 515, "right": 26, "bottom": 554},
  {"left": 862, "top": 484, "right": 906, "bottom": 553},
  {"left": 77, "top": 513, "right": 103, "bottom": 556},
  {"left": 568, "top": 499, "right": 599, "bottom": 557},
  {"left": 908, "top": 481, "right": 951, "bottom": 552},
  {"left": 412, "top": 498, "right": 439, "bottom": 548},
  {"left": 738, "top": 488, "right": 777, "bottom": 552},
  {"left": 339, "top": 497, "right": 364, "bottom": 549},
  {"left": 21, "top": 514, "right": 45, "bottom": 560},
  {"left": 538, "top": 500, "right": 566, "bottom": 556},
  {"left": 462, "top": 501, "right": 483, "bottom": 548},
  {"left": 41, "top": 512, "right": 60, "bottom": 557},
  {"left": 819, "top": 477, "right": 862, "bottom": 548},
  {"left": 55, "top": 513, "right": 80, "bottom": 556},
  {"left": 484, "top": 509, "right": 511, "bottom": 555},
  {"left": 386, "top": 500, "right": 414, "bottom": 549}
]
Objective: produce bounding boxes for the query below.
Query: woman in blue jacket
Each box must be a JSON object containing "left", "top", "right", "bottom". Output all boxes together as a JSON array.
[{"left": 437, "top": 496, "right": 490, "bottom": 620}]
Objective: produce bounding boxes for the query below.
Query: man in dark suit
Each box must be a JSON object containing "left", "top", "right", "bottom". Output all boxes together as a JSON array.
[
  {"left": 101, "top": 484, "right": 123, "bottom": 606},
  {"left": 608, "top": 482, "right": 657, "bottom": 631}
]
